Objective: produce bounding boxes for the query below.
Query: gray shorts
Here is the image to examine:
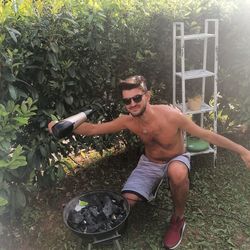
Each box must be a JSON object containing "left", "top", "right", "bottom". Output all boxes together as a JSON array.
[{"left": 121, "top": 153, "right": 191, "bottom": 201}]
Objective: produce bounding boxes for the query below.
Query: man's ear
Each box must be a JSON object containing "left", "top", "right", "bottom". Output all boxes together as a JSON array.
[{"left": 146, "top": 91, "right": 151, "bottom": 100}]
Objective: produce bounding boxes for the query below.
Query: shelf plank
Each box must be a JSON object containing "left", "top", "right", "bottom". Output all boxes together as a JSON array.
[
  {"left": 176, "top": 102, "right": 213, "bottom": 114},
  {"left": 188, "top": 146, "right": 215, "bottom": 156},
  {"left": 176, "top": 33, "right": 215, "bottom": 40},
  {"left": 176, "top": 69, "right": 215, "bottom": 80}
]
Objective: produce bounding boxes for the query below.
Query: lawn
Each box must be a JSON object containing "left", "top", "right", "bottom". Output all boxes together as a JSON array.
[{"left": 1, "top": 135, "right": 250, "bottom": 250}]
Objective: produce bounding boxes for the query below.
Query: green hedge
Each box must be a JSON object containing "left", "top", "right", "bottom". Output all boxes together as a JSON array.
[
  {"left": 0, "top": 98, "right": 37, "bottom": 217},
  {"left": 1, "top": 0, "right": 249, "bottom": 187}
]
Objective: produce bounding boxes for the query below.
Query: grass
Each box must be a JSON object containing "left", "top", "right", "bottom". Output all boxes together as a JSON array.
[{"left": 1, "top": 139, "right": 250, "bottom": 250}]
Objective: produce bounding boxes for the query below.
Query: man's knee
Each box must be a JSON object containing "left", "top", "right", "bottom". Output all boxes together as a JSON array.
[
  {"left": 167, "top": 162, "right": 189, "bottom": 186},
  {"left": 122, "top": 192, "right": 142, "bottom": 207}
]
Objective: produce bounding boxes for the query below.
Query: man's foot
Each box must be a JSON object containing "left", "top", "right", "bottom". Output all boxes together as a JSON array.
[{"left": 163, "top": 215, "right": 186, "bottom": 249}]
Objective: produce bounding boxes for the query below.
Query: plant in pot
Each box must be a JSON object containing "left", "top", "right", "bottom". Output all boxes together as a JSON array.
[{"left": 186, "top": 84, "right": 202, "bottom": 111}]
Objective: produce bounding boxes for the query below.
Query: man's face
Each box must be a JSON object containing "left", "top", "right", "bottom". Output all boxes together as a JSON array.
[{"left": 122, "top": 88, "right": 148, "bottom": 117}]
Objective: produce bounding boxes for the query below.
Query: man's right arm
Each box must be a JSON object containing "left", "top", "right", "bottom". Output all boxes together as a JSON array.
[
  {"left": 48, "top": 115, "right": 129, "bottom": 136},
  {"left": 74, "top": 115, "right": 129, "bottom": 135}
]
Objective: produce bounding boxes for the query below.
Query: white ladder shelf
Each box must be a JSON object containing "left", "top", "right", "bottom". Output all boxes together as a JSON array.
[{"left": 172, "top": 19, "right": 219, "bottom": 166}]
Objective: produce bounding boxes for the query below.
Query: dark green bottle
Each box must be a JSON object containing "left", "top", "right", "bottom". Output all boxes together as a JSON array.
[{"left": 52, "top": 109, "right": 93, "bottom": 139}]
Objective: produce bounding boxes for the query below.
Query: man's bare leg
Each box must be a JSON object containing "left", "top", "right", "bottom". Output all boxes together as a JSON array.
[
  {"left": 122, "top": 192, "right": 142, "bottom": 207},
  {"left": 167, "top": 161, "right": 189, "bottom": 218},
  {"left": 163, "top": 161, "right": 189, "bottom": 249}
]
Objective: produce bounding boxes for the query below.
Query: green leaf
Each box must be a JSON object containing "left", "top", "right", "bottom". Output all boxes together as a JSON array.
[
  {"left": 39, "top": 145, "right": 47, "bottom": 157},
  {"left": 0, "top": 160, "right": 8, "bottom": 169},
  {"left": 8, "top": 84, "right": 17, "bottom": 100},
  {"left": 27, "top": 169, "right": 35, "bottom": 186},
  {"left": 50, "top": 169, "right": 56, "bottom": 182},
  {"left": 0, "top": 196, "right": 8, "bottom": 207},
  {"left": 96, "top": 22, "right": 104, "bottom": 32},
  {"left": 29, "top": 106, "right": 37, "bottom": 112},
  {"left": 57, "top": 166, "right": 65, "bottom": 181},
  {"left": 4, "top": 70, "right": 16, "bottom": 82},
  {"left": 37, "top": 71, "right": 45, "bottom": 84},
  {"left": 21, "top": 102, "right": 28, "bottom": 113},
  {"left": 12, "top": 145, "right": 23, "bottom": 159},
  {"left": 50, "top": 141, "right": 57, "bottom": 153},
  {"left": 68, "top": 66, "right": 76, "bottom": 78},
  {"left": 50, "top": 114, "right": 58, "bottom": 121},
  {"left": 7, "top": 27, "right": 21, "bottom": 36},
  {"left": 7, "top": 29, "right": 17, "bottom": 43},
  {"left": 65, "top": 81, "right": 76, "bottom": 86},
  {"left": 13, "top": 117, "right": 29, "bottom": 125},
  {"left": 64, "top": 96, "right": 73, "bottom": 105},
  {"left": 8, "top": 146, "right": 27, "bottom": 169},
  {"left": 0, "top": 141, "right": 10, "bottom": 151},
  {"left": 0, "top": 34, "right": 5, "bottom": 44},
  {"left": 39, "top": 120, "right": 47, "bottom": 128},
  {"left": 6, "top": 100, "right": 15, "bottom": 113},
  {"left": 0, "top": 106, "right": 8, "bottom": 117},
  {"left": 8, "top": 158, "right": 27, "bottom": 169},
  {"left": 87, "top": 14, "right": 93, "bottom": 24},
  {"left": 26, "top": 97, "right": 33, "bottom": 108},
  {"left": 60, "top": 17, "right": 78, "bottom": 25},
  {"left": 48, "top": 53, "right": 58, "bottom": 67},
  {"left": 50, "top": 42, "right": 59, "bottom": 54},
  {"left": 56, "top": 102, "right": 65, "bottom": 116}
]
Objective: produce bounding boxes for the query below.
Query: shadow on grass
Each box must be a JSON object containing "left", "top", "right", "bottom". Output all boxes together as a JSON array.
[{"left": 1, "top": 144, "right": 250, "bottom": 250}]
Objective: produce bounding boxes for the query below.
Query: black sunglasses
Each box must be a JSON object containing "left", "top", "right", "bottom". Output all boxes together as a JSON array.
[{"left": 122, "top": 94, "right": 145, "bottom": 105}]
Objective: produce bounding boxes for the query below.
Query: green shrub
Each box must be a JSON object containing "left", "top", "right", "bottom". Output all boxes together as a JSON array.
[
  {"left": 0, "top": 98, "right": 37, "bottom": 218},
  {"left": 1, "top": 0, "right": 247, "bottom": 188}
]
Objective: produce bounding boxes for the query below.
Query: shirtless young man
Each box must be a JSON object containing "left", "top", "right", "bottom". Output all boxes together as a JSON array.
[{"left": 48, "top": 75, "right": 250, "bottom": 249}]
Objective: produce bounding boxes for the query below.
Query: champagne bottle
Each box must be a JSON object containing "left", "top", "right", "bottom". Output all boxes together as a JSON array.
[{"left": 52, "top": 109, "right": 93, "bottom": 139}]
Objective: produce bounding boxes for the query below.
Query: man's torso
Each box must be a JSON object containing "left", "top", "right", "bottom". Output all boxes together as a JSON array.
[{"left": 126, "top": 105, "right": 185, "bottom": 163}]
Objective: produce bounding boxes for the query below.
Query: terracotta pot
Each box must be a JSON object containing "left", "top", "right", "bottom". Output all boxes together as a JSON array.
[{"left": 187, "top": 95, "right": 202, "bottom": 111}]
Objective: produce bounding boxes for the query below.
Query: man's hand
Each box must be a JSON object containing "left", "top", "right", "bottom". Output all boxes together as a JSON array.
[
  {"left": 240, "top": 150, "right": 250, "bottom": 169},
  {"left": 48, "top": 121, "right": 57, "bottom": 134}
]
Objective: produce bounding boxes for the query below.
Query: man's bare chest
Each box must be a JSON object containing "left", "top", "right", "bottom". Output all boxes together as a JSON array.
[{"left": 131, "top": 122, "right": 179, "bottom": 146}]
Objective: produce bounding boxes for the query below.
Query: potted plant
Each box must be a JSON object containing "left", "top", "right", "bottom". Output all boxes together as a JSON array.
[{"left": 186, "top": 84, "right": 202, "bottom": 111}]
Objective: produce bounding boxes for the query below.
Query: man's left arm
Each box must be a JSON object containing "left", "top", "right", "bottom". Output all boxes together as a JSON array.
[{"left": 176, "top": 113, "right": 250, "bottom": 169}]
